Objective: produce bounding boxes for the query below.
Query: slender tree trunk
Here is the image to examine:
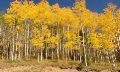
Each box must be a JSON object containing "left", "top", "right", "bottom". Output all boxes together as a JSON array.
[
  {"left": 38, "top": 52, "right": 40, "bottom": 63},
  {"left": 107, "top": 52, "right": 111, "bottom": 63},
  {"left": 82, "top": 27, "right": 88, "bottom": 66},
  {"left": 57, "top": 45, "right": 59, "bottom": 61},
  {"left": 100, "top": 50, "right": 103, "bottom": 62},
  {"left": 11, "top": 24, "right": 16, "bottom": 61},
  {"left": 111, "top": 53, "right": 116, "bottom": 67},
  {"left": 79, "top": 53, "right": 82, "bottom": 63},
  {"left": 93, "top": 49, "right": 96, "bottom": 63},
  {"left": 65, "top": 48, "right": 68, "bottom": 63},
  {"left": 40, "top": 48, "right": 43, "bottom": 61},
  {"left": 24, "top": 20, "right": 29, "bottom": 60},
  {"left": 26, "top": 22, "right": 29, "bottom": 59},
  {"left": 62, "top": 47, "right": 65, "bottom": 60},
  {"left": 2, "top": 33, "right": 5, "bottom": 60},
  {"left": 24, "top": 22, "right": 27, "bottom": 59},
  {"left": 11, "top": 49, "right": 14, "bottom": 61},
  {"left": 52, "top": 48, "right": 54, "bottom": 60},
  {"left": 15, "top": 45, "right": 17, "bottom": 60},
  {"left": 118, "top": 30, "right": 120, "bottom": 49},
  {"left": 15, "top": 31, "right": 19, "bottom": 60},
  {"left": 18, "top": 46, "right": 21, "bottom": 61},
  {"left": 45, "top": 48, "right": 48, "bottom": 60},
  {"left": 60, "top": 39, "right": 62, "bottom": 55},
  {"left": 62, "top": 27, "right": 65, "bottom": 60},
  {"left": 12, "top": 41, "right": 14, "bottom": 61},
  {"left": 96, "top": 50, "right": 99, "bottom": 62},
  {"left": 76, "top": 52, "right": 78, "bottom": 61},
  {"left": 73, "top": 52, "right": 75, "bottom": 61},
  {"left": 57, "top": 28, "right": 59, "bottom": 61}
]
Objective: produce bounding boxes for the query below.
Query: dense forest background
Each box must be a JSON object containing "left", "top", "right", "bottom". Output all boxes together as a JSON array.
[{"left": 0, "top": 0, "right": 120, "bottom": 68}]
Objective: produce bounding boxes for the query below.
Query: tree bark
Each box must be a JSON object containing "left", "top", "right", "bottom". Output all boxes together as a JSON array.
[
  {"left": 82, "top": 27, "right": 88, "bottom": 66},
  {"left": 40, "top": 48, "right": 43, "bottom": 61},
  {"left": 38, "top": 52, "right": 40, "bottom": 63}
]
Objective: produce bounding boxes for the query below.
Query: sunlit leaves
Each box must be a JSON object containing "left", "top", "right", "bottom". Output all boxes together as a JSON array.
[
  {"left": 31, "top": 27, "right": 44, "bottom": 48},
  {"left": 64, "top": 30, "right": 81, "bottom": 50},
  {"left": 34, "top": 0, "right": 54, "bottom": 25},
  {"left": 4, "top": 0, "right": 119, "bottom": 53}
]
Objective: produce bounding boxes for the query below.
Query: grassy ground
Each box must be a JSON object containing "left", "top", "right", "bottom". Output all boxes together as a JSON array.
[
  {"left": 0, "top": 59, "right": 80, "bottom": 67},
  {"left": 0, "top": 59, "right": 120, "bottom": 72},
  {"left": 0, "top": 59, "right": 80, "bottom": 72},
  {"left": 88, "top": 62, "right": 120, "bottom": 70}
]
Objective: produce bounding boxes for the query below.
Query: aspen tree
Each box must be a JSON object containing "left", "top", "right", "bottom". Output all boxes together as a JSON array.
[{"left": 4, "top": 1, "right": 22, "bottom": 61}]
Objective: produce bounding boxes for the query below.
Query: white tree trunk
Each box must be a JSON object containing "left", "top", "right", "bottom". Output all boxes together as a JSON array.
[
  {"left": 82, "top": 27, "right": 88, "bottom": 66},
  {"left": 52, "top": 49, "right": 54, "bottom": 60},
  {"left": 38, "top": 52, "right": 40, "bottom": 63},
  {"left": 40, "top": 48, "right": 43, "bottom": 61},
  {"left": 46, "top": 48, "right": 48, "bottom": 60}
]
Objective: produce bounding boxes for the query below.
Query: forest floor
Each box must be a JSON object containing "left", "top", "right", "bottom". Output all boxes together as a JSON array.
[{"left": 0, "top": 60, "right": 120, "bottom": 72}]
